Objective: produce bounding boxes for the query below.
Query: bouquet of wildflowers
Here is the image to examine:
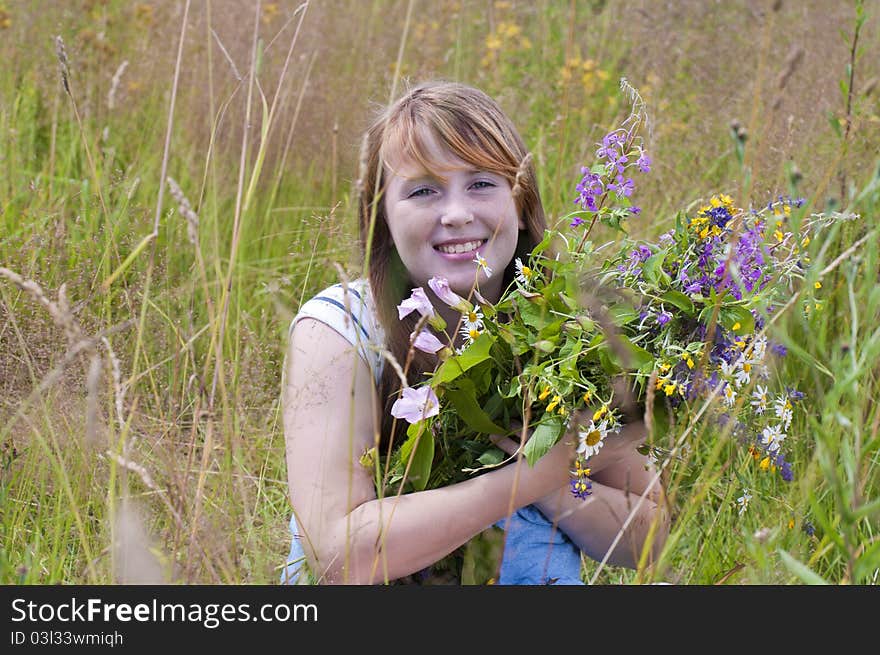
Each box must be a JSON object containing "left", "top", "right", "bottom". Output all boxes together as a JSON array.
[{"left": 380, "top": 80, "right": 848, "bottom": 501}]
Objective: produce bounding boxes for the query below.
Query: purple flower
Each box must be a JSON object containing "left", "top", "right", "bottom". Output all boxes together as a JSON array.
[
  {"left": 428, "top": 276, "right": 471, "bottom": 312},
  {"left": 629, "top": 206, "right": 642, "bottom": 215},
  {"left": 774, "top": 451, "right": 794, "bottom": 482},
  {"left": 786, "top": 387, "right": 805, "bottom": 401},
  {"left": 570, "top": 477, "right": 593, "bottom": 499},
  {"left": 657, "top": 310, "right": 672, "bottom": 326},
  {"left": 636, "top": 150, "right": 651, "bottom": 173},
  {"left": 771, "top": 342, "right": 788, "bottom": 357},
  {"left": 570, "top": 216, "right": 585, "bottom": 228},
  {"left": 411, "top": 329, "right": 445, "bottom": 354},
  {"left": 609, "top": 175, "right": 634, "bottom": 198},
  {"left": 397, "top": 287, "right": 436, "bottom": 320},
  {"left": 596, "top": 130, "right": 626, "bottom": 160},
  {"left": 390, "top": 386, "right": 440, "bottom": 424},
  {"left": 574, "top": 169, "right": 604, "bottom": 212}
]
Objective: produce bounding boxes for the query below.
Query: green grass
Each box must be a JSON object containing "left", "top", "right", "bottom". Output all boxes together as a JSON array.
[{"left": 1, "top": 0, "right": 878, "bottom": 584}]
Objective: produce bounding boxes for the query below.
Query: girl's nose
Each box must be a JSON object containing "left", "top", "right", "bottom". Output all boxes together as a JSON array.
[{"left": 439, "top": 195, "right": 474, "bottom": 227}]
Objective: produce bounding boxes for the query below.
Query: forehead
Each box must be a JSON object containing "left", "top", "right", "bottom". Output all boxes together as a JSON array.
[{"left": 382, "top": 123, "right": 467, "bottom": 180}]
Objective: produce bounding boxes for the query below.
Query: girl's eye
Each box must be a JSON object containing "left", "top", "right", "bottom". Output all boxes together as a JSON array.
[
  {"left": 407, "top": 187, "right": 434, "bottom": 199},
  {"left": 471, "top": 180, "right": 495, "bottom": 190}
]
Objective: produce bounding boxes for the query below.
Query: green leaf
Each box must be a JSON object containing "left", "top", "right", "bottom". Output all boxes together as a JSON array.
[
  {"left": 776, "top": 549, "right": 830, "bottom": 585},
  {"left": 477, "top": 447, "right": 506, "bottom": 467},
  {"left": 445, "top": 379, "right": 506, "bottom": 434},
  {"left": 399, "top": 421, "right": 435, "bottom": 492},
  {"left": 719, "top": 304, "right": 755, "bottom": 334},
  {"left": 516, "top": 293, "right": 551, "bottom": 332},
  {"left": 854, "top": 540, "right": 880, "bottom": 583},
  {"left": 522, "top": 415, "right": 565, "bottom": 467},
  {"left": 851, "top": 495, "right": 880, "bottom": 521},
  {"left": 558, "top": 292, "right": 579, "bottom": 312},
  {"left": 432, "top": 332, "right": 495, "bottom": 385},
  {"left": 661, "top": 290, "right": 695, "bottom": 315},
  {"left": 642, "top": 252, "right": 667, "bottom": 286},
  {"left": 600, "top": 334, "right": 654, "bottom": 371},
  {"left": 608, "top": 303, "right": 639, "bottom": 327}
]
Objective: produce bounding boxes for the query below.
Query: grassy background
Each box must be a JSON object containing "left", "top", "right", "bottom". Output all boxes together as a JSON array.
[{"left": 1, "top": 0, "right": 878, "bottom": 584}]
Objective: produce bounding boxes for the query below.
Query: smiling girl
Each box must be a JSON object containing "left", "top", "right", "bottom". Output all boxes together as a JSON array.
[{"left": 281, "top": 81, "right": 667, "bottom": 585}]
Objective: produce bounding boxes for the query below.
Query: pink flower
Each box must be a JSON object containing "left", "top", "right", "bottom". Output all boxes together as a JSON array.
[
  {"left": 428, "top": 276, "right": 471, "bottom": 313},
  {"left": 390, "top": 386, "right": 440, "bottom": 424},
  {"left": 397, "top": 287, "right": 436, "bottom": 320},
  {"left": 411, "top": 329, "right": 445, "bottom": 354}
]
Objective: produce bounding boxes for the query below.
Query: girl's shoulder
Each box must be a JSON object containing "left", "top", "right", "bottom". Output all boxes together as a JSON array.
[{"left": 290, "top": 278, "right": 385, "bottom": 384}]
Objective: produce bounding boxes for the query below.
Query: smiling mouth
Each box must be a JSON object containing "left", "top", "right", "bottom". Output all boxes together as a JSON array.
[{"left": 435, "top": 239, "right": 486, "bottom": 255}]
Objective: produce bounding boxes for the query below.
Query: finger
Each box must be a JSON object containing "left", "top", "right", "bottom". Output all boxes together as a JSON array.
[{"left": 489, "top": 434, "right": 520, "bottom": 457}]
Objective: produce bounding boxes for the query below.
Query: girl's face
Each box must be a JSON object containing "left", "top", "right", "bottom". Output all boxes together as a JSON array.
[{"left": 383, "top": 134, "right": 524, "bottom": 304}]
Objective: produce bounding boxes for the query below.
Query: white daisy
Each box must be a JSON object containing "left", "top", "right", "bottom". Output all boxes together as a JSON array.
[
  {"left": 461, "top": 306, "right": 484, "bottom": 334},
  {"left": 761, "top": 424, "right": 786, "bottom": 452},
  {"left": 774, "top": 394, "right": 793, "bottom": 431},
  {"left": 749, "top": 334, "right": 767, "bottom": 362},
  {"left": 473, "top": 253, "right": 493, "bottom": 278},
  {"left": 577, "top": 420, "right": 609, "bottom": 459},
  {"left": 734, "top": 360, "right": 752, "bottom": 388},
  {"left": 723, "top": 383, "right": 737, "bottom": 407},
  {"left": 720, "top": 359, "right": 737, "bottom": 378},
  {"left": 514, "top": 257, "right": 534, "bottom": 287},
  {"left": 459, "top": 322, "right": 483, "bottom": 346},
  {"left": 751, "top": 384, "right": 769, "bottom": 415}
]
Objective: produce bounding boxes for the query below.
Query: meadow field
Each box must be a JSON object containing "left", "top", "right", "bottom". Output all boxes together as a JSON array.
[{"left": 1, "top": 0, "right": 878, "bottom": 585}]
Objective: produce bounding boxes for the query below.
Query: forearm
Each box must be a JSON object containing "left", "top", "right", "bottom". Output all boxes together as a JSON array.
[
  {"left": 534, "top": 478, "right": 669, "bottom": 570},
  {"left": 314, "top": 458, "right": 564, "bottom": 584}
]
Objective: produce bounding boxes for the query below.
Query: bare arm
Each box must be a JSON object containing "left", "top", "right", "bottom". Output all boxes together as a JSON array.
[
  {"left": 283, "top": 319, "right": 575, "bottom": 584},
  {"left": 495, "top": 419, "right": 669, "bottom": 569},
  {"left": 535, "top": 422, "right": 669, "bottom": 569}
]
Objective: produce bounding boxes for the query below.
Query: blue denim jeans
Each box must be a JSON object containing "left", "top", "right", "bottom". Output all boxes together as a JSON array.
[{"left": 281, "top": 504, "right": 584, "bottom": 585}]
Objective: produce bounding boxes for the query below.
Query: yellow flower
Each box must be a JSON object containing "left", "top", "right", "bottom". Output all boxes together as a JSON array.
[
  {"left": 546, "top": 395, "right": 561, "bottom": 412},
  {"left": 485, "top": 34, "right": 502, "bottom": 51},
  {"left": 262, "top": 2, "right": 279, "bottom": 23},
  {"left": 732, "top": 322, "right": 741, "bottom": 331},
  {"left": 814, "top": 281, "right": 822, "bottom": 289},
  {"left": 593, "top": 405, "right": 608, "bottom": 422},
  {"left": 759, "top": 456, "right": 771, "bottom": 471},
  {"left": 538, "top": 386, "right": 551, "bottom": 401},
  {"left": 582, "top": 391, "right": 592, "bottom": 404},
  {"left": 663, "top": 382, "right": 677, "bottom": 396},
  {"left": 499, "top": 22, "right": 521, "bottom": 38}
]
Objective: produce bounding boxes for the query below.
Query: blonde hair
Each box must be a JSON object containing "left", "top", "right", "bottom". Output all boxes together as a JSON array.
[{"left": 357, "top": 81, "right": 546, "bottom": 448}]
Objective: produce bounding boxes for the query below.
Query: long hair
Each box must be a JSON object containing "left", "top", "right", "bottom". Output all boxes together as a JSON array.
[{"left": 357, "top": 81, "right": 547, "bottom": 449}]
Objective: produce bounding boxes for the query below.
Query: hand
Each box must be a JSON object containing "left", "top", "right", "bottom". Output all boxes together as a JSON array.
[
  {"left": 573, "top": 417, "right": 647, "bottom": 476},
  {"left": 491, "top": 414, "right": 646, "bottom": 477},
  {"left": 489, "top": 420, "right": 575, "bottom": 492}
]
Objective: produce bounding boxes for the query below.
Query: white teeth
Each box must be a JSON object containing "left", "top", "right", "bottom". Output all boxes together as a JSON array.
[{"left": 437, "top": 240, "right": 482, "bottom": 254}]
